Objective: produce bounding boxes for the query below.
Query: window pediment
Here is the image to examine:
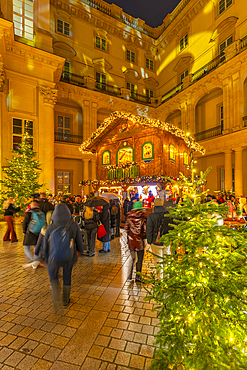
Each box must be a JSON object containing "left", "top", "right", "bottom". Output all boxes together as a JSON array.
[
  {"left": 143, "top": 77, "right": 159, "bottom": 87},
  {"left": 210, "top": 16, "right": 238, "bottom": 42},
  {"left": 92, "top": 58, "right": 112, "bottom": 71},
  {"left": 53, "top": 42, "right": 76, "bottom": 58},
  {"left": 123, "top": 68, "right": 141, "bottom": 80},
  {"left": 173, "top": 56, "right": 192, "bottom": 72}
]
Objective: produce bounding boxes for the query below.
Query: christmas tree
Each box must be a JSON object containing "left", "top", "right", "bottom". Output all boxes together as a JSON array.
[
  {"left": 0, "top": 131, "right": 44, "bottom": 212},
  {"left": 145, "top": 168, "right": 247, "bottom": 370}
]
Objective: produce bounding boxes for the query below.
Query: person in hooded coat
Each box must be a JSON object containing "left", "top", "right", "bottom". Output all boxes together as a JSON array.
[
  {"left": 98, "top": 203, "right": 111, "bottom": 253},
  {"left": 125, "top": 201, "right": 147, "bottom": 282},
  {"left": 43, "top": 203, "right": 84, "bottom": 309}
]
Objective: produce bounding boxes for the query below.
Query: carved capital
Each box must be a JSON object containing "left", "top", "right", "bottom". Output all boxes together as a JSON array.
[
  {"left": 0, "top": 62, "right": 5, "bottom": 89},
  {"left": 39, "top": 85, "right": 57, "bottom": 106}
]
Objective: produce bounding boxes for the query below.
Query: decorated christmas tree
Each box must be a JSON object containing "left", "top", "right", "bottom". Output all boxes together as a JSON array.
[
  {"left": 0, "top": 131, "right": 44, "bottom": 212},
  {"left": 145, "top": 168, "right": 247, "bottom": 370}
]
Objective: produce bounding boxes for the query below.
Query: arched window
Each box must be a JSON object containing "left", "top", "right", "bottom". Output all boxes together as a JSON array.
[
  {"left": 183, "top": 151, "right": 189, "bottom": 166},
  {"left": 169, "top": 144, "right": 176, "bottom": 161},
  {"left": 102, "top": 150, "right": 111, "bottom": 166},
  {"left": 142, "top": 142, "right": 154, "bottom": 161}
]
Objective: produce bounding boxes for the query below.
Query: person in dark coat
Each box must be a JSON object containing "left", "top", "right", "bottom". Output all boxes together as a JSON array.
[
  {"left": 98, "top": 203, "right": 111, "bottom": 253},
  {"left": 115, "top": 199, "right": 121, "bottom": 237},
  {"left": 22, "top": 199, "right": 43, "bottom": 266},
  {"left": 123, "top": 197, "right": 130, "bottom": 221},
  {"left": 39, "top": 192, "right": 54, "bottom": 215},
  {"left": 109, "top": 199, "right": 117, "bottom": 239},
  {"left": 82, "top": 206, "right": 99, "bottom": 257},
  {"left": 164, "top": 195, "right": 176, "bottom": 212},
  {"left": 43, "top": 203, "right": 84, "bottom": 309},
  {"left": 125, "top": 201, "right": 147, "bottom": 282},
  {"left": 3, "top": 198, "right": 20, "bottom": 242},
  {"left": 146, "top": 198, "right": 175, "bottom": 278}
]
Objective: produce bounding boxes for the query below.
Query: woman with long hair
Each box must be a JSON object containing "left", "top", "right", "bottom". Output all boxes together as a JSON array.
[{"left": 3, "top": 198, "right": 20, "bottom": 243}]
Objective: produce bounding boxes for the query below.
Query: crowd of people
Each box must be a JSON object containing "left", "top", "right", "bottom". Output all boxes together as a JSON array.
[{"left": 2, "top": 189, "right": 244, "bottom": 309}]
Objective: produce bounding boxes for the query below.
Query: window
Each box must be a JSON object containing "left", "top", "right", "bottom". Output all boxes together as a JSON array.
[
  {"left": 180, "top": 70, "right": 188, "bottom": 84},
  {"left": 220, "top": 168, "right": 225, "bottom": 191},
  {"left": 13, "top": 0, "right": 33, "bottom": 40},
  {"left": 62, "top": 61, "right": 70, "bottom": 79},
  {"left": 146, "top": 89, "right": 154, "bottom": 98},
  {"left": 183, "top": 152, "right": 189, "bottom": 166},
  {"left": 13, "top": 118, "right": 33, "bottom": 150},
  {"left": 102, "top": 150, "right": 111, "bottom": 165},
  {"left": 57, "top": 172, "right": 71, "bottom": 193},
  {"left": 57, "top": 115, "right": 70, "bottom": 141},
  {"left": 96, "top": 72, "right": 106, "bottom": 90},
  {"left": 219, "top": 36, "right": 233, "bottom": 62},
  {"left": 146, "top": 58, "right": 154, "bottom": 71},
  {"left": 57, "top": 19, "right": 70, "bottom": 36},
  {"left": 219, "top": 0, "right": 232, "bottom": 15},
  {"left": 127, "top": 50, "right": 135, "bottom": 63},
  {"left": 169, "top": 144, "right": 176, "bottom": 161},
  {"left": 179, "top": 34, "right": 188, "bottom": 51},
  {"left": 127, "top": 82, "right": 136, "bottom": 98},
  {"left": 96, "top": 36, "right": 107, "bottom": 51},
  {"left": 220, "top": 105, "right": 223, "bottom": 131}
]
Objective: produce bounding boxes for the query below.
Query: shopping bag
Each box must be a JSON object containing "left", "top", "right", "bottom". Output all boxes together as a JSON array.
[{"left": 97, "top": 221, "right": 107, "bottom": 238}]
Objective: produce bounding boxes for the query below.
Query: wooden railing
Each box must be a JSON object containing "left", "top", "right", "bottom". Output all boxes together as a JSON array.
[{"left": 107, "top": 165, "right": 140, "bottom": 180}]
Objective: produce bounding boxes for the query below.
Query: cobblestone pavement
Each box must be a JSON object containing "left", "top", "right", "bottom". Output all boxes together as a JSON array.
[{"left": 0, "top": 221, "right": 158, "bottom": 370}]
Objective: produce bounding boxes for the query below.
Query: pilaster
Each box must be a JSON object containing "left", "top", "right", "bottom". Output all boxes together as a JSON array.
[
  {"left": 224, "top": 149, "right": 232, "bottom": 192},
  {"left": 232, "top": 71, "right": 243, "bottom": 131},
  {"left": 91, "top": 102, "right": 98, "bottom": 135},
  {"left": 233, "top": 147, "right": 243, "bottom": 196},
  {"left": 39, "top": 85, "right": 57, "bottom": 192},
  {"left": 222, "top": 77, "right": 232, "bottom": 133},
  {"left": 83, "top": 158, "right": 90, "bottom": 195}
]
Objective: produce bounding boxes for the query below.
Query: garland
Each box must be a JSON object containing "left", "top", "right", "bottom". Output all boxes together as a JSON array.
[
  {"left": 79, "top": 111, "right": 205, "bottom": 155},
  {"left": 105, "top": 161, "right": 137, "bottom": 170}
]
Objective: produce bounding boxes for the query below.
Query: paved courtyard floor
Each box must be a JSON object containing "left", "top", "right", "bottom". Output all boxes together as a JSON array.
[{"left": 0, "top": 222, "right": 158, "bottom": 370}]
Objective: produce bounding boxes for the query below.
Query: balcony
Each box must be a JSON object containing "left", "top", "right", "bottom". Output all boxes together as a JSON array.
[
  {"left": 54, "top": 132, "right": 83, "bottom": 144},
  {"left": 194, "top": 125, "right": 223, "bottom": 141}
]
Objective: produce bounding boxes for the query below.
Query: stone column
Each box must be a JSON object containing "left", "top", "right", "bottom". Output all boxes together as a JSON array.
[
  {"left": 224, "top": 149, "right": 232, "bottom": 192},
  {"left": 83, "top": 158, "right": 90, "bottom": 195},
  {"left": 222, "top": 77, "right": 232, "bottom": 133},
  {"left": 234, "top": 147, "right": 243, "bottom": 196},
  {"left": 91, "top": 102, "right": 98, "bottom": 134},
  {"left": 39, "top": 85, "right": 57, "bottom": 192},
  {"left": 0, "top": 62, "right": 5, "bottom": 175},
  {"left": 232, "top": 71, "right": 243, "bottom": 131}
]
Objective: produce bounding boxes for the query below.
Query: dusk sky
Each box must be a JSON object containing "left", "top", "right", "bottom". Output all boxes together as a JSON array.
[{"left": 104, "top": 0, "right": 181, "bottom": 28}]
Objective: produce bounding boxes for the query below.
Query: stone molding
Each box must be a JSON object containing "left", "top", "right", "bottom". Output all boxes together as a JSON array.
[
  {"left": 0, "top": 62, "right": 5, "bottom": 89},
  {"left": 39, "top": 86, "right": 58, "bottom": 106}
]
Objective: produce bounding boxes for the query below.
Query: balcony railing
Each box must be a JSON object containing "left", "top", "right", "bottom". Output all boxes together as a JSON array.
[
  {"left": 61, "top": 72, "right": 84, "bottom": 87},
  {"left": 129, "top": 91, "right": 151, "bottom": 104},
  {"left": 192, "top": 54, "right": 223, "bottom": 83},
  {"left": 54, "top": 132, "right": 83, "bottom": 144},
  {"left": 95, "top": 82, "right": 121, "bottom": 96},
  {"left": 194, "top": 125, "right": 223, "bottom": 141},
  {"left": 161, "top": 83, "right": 183, "bottom": 103}
]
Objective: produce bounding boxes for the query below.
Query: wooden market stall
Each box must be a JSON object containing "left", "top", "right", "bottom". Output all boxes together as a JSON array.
[{"left": 79, "top": 111, "right": 205, "bottom": 220}]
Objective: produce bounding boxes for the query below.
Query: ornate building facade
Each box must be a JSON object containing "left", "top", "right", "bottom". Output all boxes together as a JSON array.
[{"left": 0, "top": 0, "right": 247, "bottom": 195}]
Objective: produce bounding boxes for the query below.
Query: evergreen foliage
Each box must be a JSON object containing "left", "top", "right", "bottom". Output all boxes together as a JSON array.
[
  {"left": 145, "top": 168, "right": 247, "bottom": 370},
  {"left": 0, "top": 132, "right": 44, "bottom": 212}
]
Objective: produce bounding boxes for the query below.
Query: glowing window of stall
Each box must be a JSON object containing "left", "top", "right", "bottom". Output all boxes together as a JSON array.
[
  {"left": 102, "top": 150, "right": 111, "bottom": 166},
  {"left": 117, "top": 146, "right": 134, "bottom": 164},
  {"left": 142, "top": 142, "right": 154, "bottom": 161},
  {"left": 183, "top": 151, "right": 189, "bottom": 166},
  {"left": 169, "top": 144, "right": 176, "bottom": 161}
]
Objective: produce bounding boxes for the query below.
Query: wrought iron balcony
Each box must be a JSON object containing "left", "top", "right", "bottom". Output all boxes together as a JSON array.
[
  {"left": 95, "top": 82, "right": 121, "bottom": 97},
  {"left": 54, "top": 132, "right": 83, "bottom": 144},
  {"left": 194, "top": 125, "right": 223, "bottom": 141},
  {"left": 61, "top": 72, "right": 84, "bottom": 87}
]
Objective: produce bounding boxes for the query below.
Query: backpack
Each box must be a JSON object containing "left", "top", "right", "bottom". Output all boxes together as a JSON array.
[
  {"left": 28, "top": 211, "right": 46, "bottom": 234},
  {"left": 50, "top": 219, "right": 74, "bottom": 261},
  {"left": 154, "top": 214, "right": 169, "bottom": 245},
  {"left": 111, "top": 205, "right": 118, "bottom": 215}
]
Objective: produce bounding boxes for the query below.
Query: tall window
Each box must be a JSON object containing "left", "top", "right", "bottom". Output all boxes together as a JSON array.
[
  {"left": 57, "top": 115, "right": 70, "bottom": 141},
  {"left": 180, "top": 69, "right": 188, "bottom": 83},
  {"left": 13, "top": 0, "right": 33, "bottom": 40},
  {"left": 219, "top": 36, "right": 233, "bottom": 62},
  {"left": 57, "top": 172, "right": 71, "bottom": 193},
  {"left": 127, "top": 50, "right": 135, "bottom": 63},
  {"left": 146, "top": 89, "right": 154, "bottom": 98},
  {"left": 127, "top": 82, "right": 136, "bottom": 98},
  {"left": 169, "top": 144, "right": 176, "bottom": 161},
  {"left": 62, "top": 61, "right": 70, "bottom": 79},
  {"left": 220, "top": 168, "right": 225, "bottom": 191},
  {"left": 96, "top": 36, "right": 106, "bottom": 51},
  {"left": 146, "top": 58, "right": 154, "bottom": 71},
  {"left": 96, "top": 72, "right": 106, "bottom": 90},
  {"left": 220, "top": 105, "right": 223, "bottom": 131},
  {"left": 219, "top": 0, "right": 232, "bottom": 15},
  {"left": 180, "top": 34, "right": 188, "bottom": 51},
  {"left": 57, "top": 19, "right": 70, "bottom": 36},
  {"left": 13, "top": 118, "right": 33, "bottom": 150}
]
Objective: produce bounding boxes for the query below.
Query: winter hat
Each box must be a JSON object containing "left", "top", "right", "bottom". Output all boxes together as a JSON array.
[
  {"left": 133, "top": 201, "right": 143, "bottom": 210},
  {"left": 154, "top": 198, "right": 164, "bottom": 206}
]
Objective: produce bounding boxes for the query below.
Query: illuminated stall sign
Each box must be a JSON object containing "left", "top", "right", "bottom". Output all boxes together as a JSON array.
[
  {"left": 142, "top": 142, "right": 154, "bottom": 162},
  {"left": 102, "top": 150, "right": 111, "bottom": 165},
  {"left": 169, "top": 143, "right": 176, "bottom": 162},
  {"left": 117, "top": 146, "right": 134, "bottom": 164},
  {"left": 183, "top": 151, "right": 189, "bottom": 166}
]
